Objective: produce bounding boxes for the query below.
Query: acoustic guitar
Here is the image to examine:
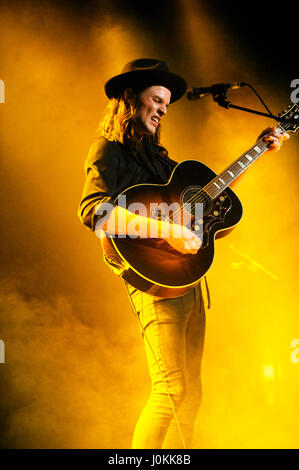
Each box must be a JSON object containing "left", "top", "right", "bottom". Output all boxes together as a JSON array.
[{"left": 101, "top": 103, "right": 299, "bottom": 297}]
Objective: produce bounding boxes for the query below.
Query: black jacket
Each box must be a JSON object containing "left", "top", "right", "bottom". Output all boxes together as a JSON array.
[{"left": 78, "top": 136, "right": 177, "bottom": 231}]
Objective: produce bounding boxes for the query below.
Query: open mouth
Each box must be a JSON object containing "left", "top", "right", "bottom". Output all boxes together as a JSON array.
[{"left": 151, "top": 117, "right": 160, "bottom": 127}]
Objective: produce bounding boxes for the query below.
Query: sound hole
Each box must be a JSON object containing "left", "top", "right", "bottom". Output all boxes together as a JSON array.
[{"left": 181, "top": 186, "right": 213, "bottom": 216}]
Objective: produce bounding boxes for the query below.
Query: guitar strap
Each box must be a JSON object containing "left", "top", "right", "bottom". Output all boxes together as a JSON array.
[{"left": 204, "top": 276, "right": 211, "bottom": 309}]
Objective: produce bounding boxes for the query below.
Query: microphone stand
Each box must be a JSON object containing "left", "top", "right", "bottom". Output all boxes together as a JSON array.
[{"left": 212, "top": 92, "right": 295, "bottom": 124}]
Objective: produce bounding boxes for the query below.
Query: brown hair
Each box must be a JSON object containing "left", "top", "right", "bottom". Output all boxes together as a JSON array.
[{"left": 97, "top": 88, "right": 169, "bottom": 160}]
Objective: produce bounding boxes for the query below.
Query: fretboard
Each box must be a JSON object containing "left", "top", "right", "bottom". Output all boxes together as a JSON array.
[{"left": 204, "top": 126, "right": 285, "bottom": 199}]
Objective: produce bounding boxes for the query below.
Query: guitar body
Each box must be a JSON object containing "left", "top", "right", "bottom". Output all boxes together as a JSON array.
[{"left": 102, "top": 160, "right": 243, "bottom": 297}]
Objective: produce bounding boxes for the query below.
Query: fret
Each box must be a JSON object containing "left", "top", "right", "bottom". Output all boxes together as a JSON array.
[
  {"left": 205, "top": 138, "right": 268, "bottom": 199},
  {"left": 198, "top": 103, "right": 299, "bottom": 201}
]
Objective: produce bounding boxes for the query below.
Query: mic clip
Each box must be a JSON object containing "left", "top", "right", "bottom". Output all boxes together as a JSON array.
[{"left": 212, "top": 92, "right": 231, "bottom": 109}]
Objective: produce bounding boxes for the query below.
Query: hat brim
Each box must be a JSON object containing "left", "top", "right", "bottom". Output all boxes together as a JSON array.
[{"left": 104, "top": 69, "right": 187, "bottom": 103}]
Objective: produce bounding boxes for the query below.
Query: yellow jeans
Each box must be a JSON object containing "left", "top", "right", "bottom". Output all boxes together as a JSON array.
[{"left": 125, "top": 282, "right": 206, "bottom": 449}]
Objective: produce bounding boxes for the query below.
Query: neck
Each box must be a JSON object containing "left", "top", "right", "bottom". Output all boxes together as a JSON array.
[{"left": 204, "top": 125, "right": 285, "bottom": 199}]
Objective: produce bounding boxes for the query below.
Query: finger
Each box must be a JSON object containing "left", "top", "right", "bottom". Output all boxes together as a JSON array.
[
  {"left": 270, "top": 144, "right": 280, "bottom": 152},
  {"left": 262, "top": 128, "right": 290, "bottom": 152},
  {"left": 262, "top": 126, "right": 275, "bottom": 135},
  {"left": 273, "top": 132, "right": 287, "bottom": 144},
  {"left": 186, "top": 241, "right": 198, "bottom": 251},
  {"left": 268, "top": 141, "right": 280, "bottom": 151},
  {"left": 190, "top": 237, "right": 201, "bottom": 249},
  {"left": 195, "top": 238, "right": 202, "bottom": 248},
  {"left": 183, "top": 241, "right": 192, "bottom": 252},
  {"left": 184, "top": 241, "right": 198, "bottom": 253},
  {"left": 267, "top": 131, "right": 289, "bottom": 142},
  {"left": 264, "top": 135, "right": 280, "bottom": 145}
]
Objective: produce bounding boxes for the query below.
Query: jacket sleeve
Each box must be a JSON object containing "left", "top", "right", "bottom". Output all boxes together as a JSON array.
[{"left": 77, "top": 138, "right": 123, "bottom": 231}]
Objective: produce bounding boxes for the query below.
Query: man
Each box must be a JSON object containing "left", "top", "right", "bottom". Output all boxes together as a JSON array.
[{"left": 78, "top": 59, "right": 288, "bottom": 449}]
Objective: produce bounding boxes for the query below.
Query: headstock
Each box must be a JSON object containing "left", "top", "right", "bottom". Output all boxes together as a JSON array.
[{"left": 278, "top": 103, "right": 299, "bottom": 134}]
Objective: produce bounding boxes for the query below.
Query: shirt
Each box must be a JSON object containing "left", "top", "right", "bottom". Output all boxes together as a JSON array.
[{"left": 78, "top": 136, "right": 177, "bottom": 232}]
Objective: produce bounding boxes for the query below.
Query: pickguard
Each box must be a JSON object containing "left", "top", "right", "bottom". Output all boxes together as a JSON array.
[{"left": 202, "top": 192, "right": 232, "bottom": 247}]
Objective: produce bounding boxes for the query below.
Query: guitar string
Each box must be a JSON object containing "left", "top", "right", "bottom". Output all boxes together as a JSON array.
[
  {"left": 137, "top": 121, "right": 290, "bottom": 233},
  {"left": 163, "top": 137, "right": 267, "bottom": 226},
  {"left": 163, "top": 122, "right": 291, "bottom": 228},
  {"left": 166, "top": 126, "right": 282, "bottom": 226},
  {"left": 183, "top": 122, "right": 287, "bottom": 211},
  {"left": 175, "top": 123, "right": 286, "bottom": 217},
  {"left": 166, "top": 140, "right": 265, "bottom": 223}
]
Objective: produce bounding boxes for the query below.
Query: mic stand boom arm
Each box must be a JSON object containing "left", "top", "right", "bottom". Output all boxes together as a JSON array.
[{"left": 213, "top": 92, "right": 294, "bottom": 124}]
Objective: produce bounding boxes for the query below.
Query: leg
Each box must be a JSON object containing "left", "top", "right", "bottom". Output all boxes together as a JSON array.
[
  {"left": 167, "top": 284, "right": 206, "bottom": 448},
  {"left": 126, "top": 285, "right": 195, "bottom": 449}
]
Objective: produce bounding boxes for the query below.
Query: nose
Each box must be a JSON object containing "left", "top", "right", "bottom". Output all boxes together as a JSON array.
[{"left": 157, "top": 104, "right": 167, "bottom": 117}]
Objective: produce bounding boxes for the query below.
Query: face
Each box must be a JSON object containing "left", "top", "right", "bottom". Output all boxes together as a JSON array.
[{"left": 134, "top": 85, "right": 171, "bottom": 137}]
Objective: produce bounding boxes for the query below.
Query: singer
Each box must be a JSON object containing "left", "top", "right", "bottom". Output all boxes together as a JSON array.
[{"left": 77, "top": 58, "right": 289, "bottom": 449}]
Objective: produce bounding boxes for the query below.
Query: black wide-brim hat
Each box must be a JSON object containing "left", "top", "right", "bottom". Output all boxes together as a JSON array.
[{"left": 104, "top": 58, "right": 187, "bottom": 103}]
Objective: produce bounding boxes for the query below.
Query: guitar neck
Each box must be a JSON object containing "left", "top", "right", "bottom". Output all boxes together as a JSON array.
[{"left": 204, "top": 125, "right": 285, "bottom": 199}]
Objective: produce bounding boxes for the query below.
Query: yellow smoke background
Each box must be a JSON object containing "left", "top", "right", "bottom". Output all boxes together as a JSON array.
[{"left": 0, "top": 0, "right": 298, "bottom": 448}]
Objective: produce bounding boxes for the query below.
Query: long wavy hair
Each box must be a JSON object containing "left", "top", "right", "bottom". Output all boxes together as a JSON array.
[{"left": 96, "top": 88, "right": 170, "bottom": 160}]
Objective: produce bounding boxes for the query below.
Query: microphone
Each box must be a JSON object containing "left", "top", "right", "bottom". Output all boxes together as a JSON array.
[{"left": 186, "top": 82, "right": 245, "bottom": 100}]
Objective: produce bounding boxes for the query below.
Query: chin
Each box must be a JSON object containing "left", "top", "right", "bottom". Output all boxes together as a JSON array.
[
  {"left": 139, "top": 123, "right": 158, "bottom": 137},
  {"left": 148, "top": 126, "right": 158, "bottom": 136}
]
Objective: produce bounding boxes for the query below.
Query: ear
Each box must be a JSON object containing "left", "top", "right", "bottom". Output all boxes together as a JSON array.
[{"left": 123, "top": 88, "right": 135, "bottom": 101}]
